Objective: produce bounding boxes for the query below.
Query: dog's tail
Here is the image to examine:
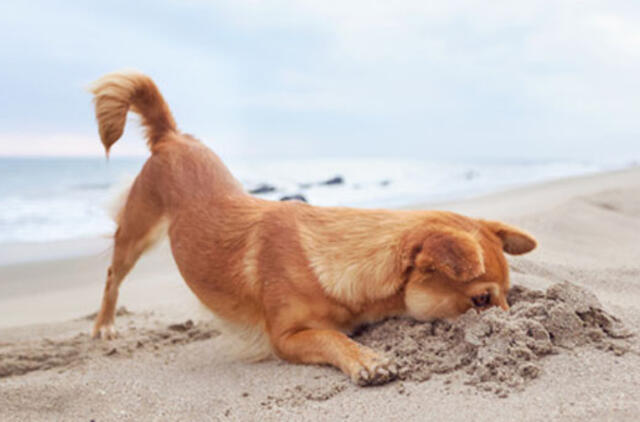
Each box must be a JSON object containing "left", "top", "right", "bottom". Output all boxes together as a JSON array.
[{"left": 88, "top": 70, "right": 177, "bottom": 155}]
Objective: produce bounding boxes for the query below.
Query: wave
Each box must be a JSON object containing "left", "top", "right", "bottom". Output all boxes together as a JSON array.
[{"left": 0, "top": 157, "right": 629, "bottom": 244}]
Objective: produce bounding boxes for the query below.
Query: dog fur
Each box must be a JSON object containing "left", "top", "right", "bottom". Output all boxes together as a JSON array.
[{"left": 88, "top": 71, "right": 537, "bottom": 385}]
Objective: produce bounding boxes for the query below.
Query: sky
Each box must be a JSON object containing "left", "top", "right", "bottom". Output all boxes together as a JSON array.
[{"left": 0, "top": 0, "right": 639, "bottom": 161}]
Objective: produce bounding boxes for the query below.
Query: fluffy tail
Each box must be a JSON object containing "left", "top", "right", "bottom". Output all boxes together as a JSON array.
[{"left": 88, "top": 70, "right": 177, "bottom": 155}]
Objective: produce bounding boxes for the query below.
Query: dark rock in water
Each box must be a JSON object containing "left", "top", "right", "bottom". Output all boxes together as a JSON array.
[
  {"left": 321, "top": 176, "right": 344, "bottom": 185},
  {"left": 280, "top": 194, "right": 308, "bottom": 203},
  {"left": 249, "top": 184, "right": 277, "bottom": 195},
  {"left": 299, "top": 176, "right": 345, "bottom": 188}
]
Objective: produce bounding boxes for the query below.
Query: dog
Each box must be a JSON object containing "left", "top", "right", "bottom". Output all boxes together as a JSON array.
[{"left": 88, "top": 71, "right": 537, "bottom": 385}]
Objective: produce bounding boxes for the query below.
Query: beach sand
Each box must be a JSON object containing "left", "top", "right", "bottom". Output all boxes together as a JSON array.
[{"left": 1, "top": 167, "right": 639, "bottom": 421}]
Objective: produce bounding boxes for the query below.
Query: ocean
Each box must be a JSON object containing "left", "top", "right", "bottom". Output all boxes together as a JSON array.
[{"left": 0, "top": 156, "right": 625, "bottom": 244}]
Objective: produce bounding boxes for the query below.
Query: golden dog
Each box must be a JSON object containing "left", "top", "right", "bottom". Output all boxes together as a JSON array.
[{"left": 88, "top": 71, "right": 536, "bottom": 385}]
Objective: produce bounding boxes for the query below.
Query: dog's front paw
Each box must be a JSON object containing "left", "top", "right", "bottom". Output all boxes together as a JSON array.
[
  {"left": 92, "top": 323, "right": 117, "bottom": 340},
  {"left": 348, "top": 349, "right": 398, "bottom": 386},
  {"left": 352, "top": 359, "right": 398, "bottom": 386}
]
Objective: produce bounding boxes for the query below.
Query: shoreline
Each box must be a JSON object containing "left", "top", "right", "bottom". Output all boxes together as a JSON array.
[
  {"left": 2, "top": 158, "right": 633, "bottom": 259},
  {"left": 2, "top": 165, "right": 637, "bottom": 267}
]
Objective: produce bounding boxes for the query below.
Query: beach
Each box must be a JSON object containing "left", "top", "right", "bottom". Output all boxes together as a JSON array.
[{"left": 1, "top": 167, "right": 640, "bottom": 421}]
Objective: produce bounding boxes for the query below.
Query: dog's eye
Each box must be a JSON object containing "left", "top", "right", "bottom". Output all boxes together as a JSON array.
[
  {"left": 422, "top": 265, "right": 436, "bottom": 274},
  {"left": 471, "top": 292, "right": 491, "bottom": 308}
]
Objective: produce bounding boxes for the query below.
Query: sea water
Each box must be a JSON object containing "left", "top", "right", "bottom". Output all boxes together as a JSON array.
[{"left": 0, "top": 156, "right": 624, "bottom": 244}]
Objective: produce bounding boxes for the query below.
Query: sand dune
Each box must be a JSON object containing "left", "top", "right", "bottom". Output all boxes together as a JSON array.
[{"left": 1, "top": 167, "right": 639, "bottom": 421}]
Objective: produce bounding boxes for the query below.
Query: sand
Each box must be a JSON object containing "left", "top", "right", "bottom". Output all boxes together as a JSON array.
[
  {"left": 0, "top": 309, "right": 219, "bottom": 379},
  {"left": 1, "top": 167, "right": 640, "bottom": 421},
  {"left": 357, "top": 282, "right": 633, "bottom": 397}
]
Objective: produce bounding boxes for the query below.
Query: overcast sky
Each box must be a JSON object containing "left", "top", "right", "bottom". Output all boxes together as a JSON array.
[{"left": 1, "top": 0, "right": 639, "bottom": 161}]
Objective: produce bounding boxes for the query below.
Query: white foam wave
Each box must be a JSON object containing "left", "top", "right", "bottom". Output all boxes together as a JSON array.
[{"left": 0, "top": 157, "right": 623, "bottom": 244}]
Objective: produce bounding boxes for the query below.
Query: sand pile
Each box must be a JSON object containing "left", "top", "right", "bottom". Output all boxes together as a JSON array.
[
  {"left": 357, "top": 281, "right": 633, "bottom": 396},
  {"left": 0, "top": 309, "right": 219, "bottom": 378}
]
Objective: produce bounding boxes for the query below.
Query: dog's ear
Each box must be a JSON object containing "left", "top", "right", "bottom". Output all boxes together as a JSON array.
[
  {"left": 482, "top": 220, "right": 537, "bottom": 255},
  {"left": 401, "top": 229, "right": 485, "bottom": 282}
]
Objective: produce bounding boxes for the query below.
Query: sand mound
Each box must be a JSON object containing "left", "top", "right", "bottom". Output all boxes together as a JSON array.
[
  {"left": 356, "top": 282, "right": 633, "bottom": 396},
  {"left": 0, "top": 310, "right": 219, "bottom": 378}
]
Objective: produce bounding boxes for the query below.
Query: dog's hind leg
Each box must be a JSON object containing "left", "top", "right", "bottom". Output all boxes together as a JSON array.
[{"left": 92, "top": 176, "right": 166, "bottom": 339}]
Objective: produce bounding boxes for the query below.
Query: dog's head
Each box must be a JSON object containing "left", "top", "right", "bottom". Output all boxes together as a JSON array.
[{"left": 400, "top": 213, "right": 536, "bottom": 320}]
